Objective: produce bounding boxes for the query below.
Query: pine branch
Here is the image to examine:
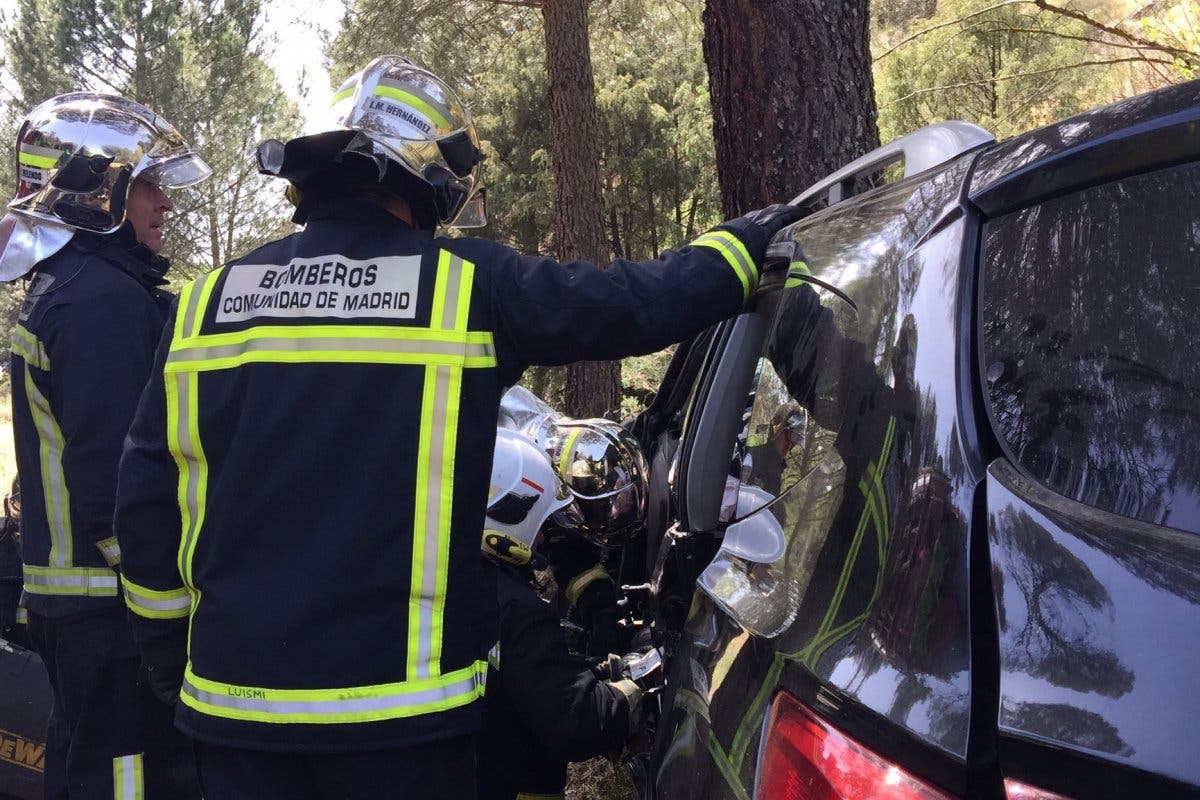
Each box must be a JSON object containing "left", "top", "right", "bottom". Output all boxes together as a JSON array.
[
  {"left": 875, "top": 0, "right": 1040, "bottom": 61},
  {"left": 1031, "top": 0, "right": 1200, "bottom": 62},
  {"left": 980, "top": 25, "right": 1185, "bottom": 54},
  {"left": 882, "top": 56, "right": 1174, "bottom": 107}
]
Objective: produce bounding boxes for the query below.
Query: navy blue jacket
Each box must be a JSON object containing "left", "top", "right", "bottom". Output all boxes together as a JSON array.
[
  {"left": 9, "top": 227, "right": 172, "bottom": 617},
  {"left": 479, "top": 565, "right": 628, "bottom": 800},
  {"left": 114, "top": 199, "right": 768, "bottom": 751}
]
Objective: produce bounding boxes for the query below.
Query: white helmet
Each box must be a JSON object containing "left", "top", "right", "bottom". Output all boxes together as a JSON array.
[
  {"left": 483, "top": 428, "right": 581, "bottom": 566},
  {"left": 256, "top": 55, "right": 485, "bottom": 229}
]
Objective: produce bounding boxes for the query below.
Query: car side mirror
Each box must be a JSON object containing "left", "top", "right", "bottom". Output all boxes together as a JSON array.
[{"left": 720, "top": 509, "right": 786, "bottom": 564}]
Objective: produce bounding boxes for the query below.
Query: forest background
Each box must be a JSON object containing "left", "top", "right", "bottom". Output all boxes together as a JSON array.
[
  {"left": 1, "top": 0, "right": 1197, "bottom": 426},
  {"left": 0, "top": 1, "right": 1197, "bottom": 796}
]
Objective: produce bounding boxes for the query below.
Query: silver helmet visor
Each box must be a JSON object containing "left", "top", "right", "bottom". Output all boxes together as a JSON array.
[{"left": 136, "top": 152, "right": 212, "bottom": 189}]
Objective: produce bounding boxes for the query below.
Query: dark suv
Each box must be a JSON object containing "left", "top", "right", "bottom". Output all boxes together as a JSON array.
[{"left": 631, "top": 79, "right": 1200, "bottom": 799}]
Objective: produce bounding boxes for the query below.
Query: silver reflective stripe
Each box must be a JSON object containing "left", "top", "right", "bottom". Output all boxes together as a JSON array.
[
  {"left": 412, "top": 365, "right": 451, "bottom": 679},
  {"left": 182, "top": 668, "right": 482, "bottom": 717},
  {"left": 122, "top": 580, "right": 191, "bottom": 614},
  {"left": 112, "top": 754, "right": 143, "bottom": 800},
  {"left": 487, "top": 642, "right": 501, "bottom": 670},
  {"left": 440, "top": 255, "right": 464, "bottom": 329},
  {"left": 693, "top": 231, "right": 756, "bottom": 295},
  {"left": 24, "top": 566, "right": 118, "bottom": 595},
  {"left": 96, "top": 537, "right": 121, "bottom": 567},
  {"left": 375, "top": 79, "right": 457, "bottom": 128},
  {"left": 20, "top": 143, "right": 62, "bottom": 161},
  {"left": 11, "top": 325, "right": 49, "bottom": 370},
  {"left": 173, "top": 372, "right": 203, "bottom": 584},
  {"left": 181, "top": 271, "right": 214, "bottom": 339},
  {"left": 166, "top": 335, "right": 494, "bottom": 367},
  {"left": 24, "top": 367, "right": 71, "bottom": 567}
]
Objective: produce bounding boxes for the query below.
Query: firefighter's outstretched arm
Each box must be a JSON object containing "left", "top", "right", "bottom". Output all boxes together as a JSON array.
[
  {"left": 115, "top": 305, "right": 189, "bottom": 691},
  {"left": 482, "top": 205, "right": 804, "bottom": 369}
]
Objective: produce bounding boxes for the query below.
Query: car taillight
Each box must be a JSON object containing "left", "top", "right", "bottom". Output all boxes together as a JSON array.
[
  {"left": 1003, "top": 779, "right": 1073, "bottom": 800},
  {"left": 755, "top": 691, "right": 955, "bottom": 800}
]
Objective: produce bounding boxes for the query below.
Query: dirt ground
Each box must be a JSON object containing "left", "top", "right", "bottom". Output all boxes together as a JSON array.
[{"left": 567, "top": 758, "right": 637, "bottom": 800}]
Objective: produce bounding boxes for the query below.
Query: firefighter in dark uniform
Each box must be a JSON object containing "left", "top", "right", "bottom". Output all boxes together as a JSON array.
[
  {"left": 0, "top": 93, "right": 210, "bottom": 798},
  {"left": 479, "top": 429, "right": 641, "bottom": 800},
  {"left": 113, "top": 55, "right": 803, "bottom": 799},
  {"left": 0, "top": 478, "right": 24, "bottom": 645}
]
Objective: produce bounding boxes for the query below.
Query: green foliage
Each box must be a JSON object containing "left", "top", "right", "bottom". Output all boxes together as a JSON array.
[
  {"left": 1137, "top": 1, "right": 1200, "bottom": 79},
  {"left": 1, "top": 0, "right": 301, "bottom": 278},
  {"left": 331, "top": 0, "right": 716, "bottom": 405},
  {"left": 875, "top": 0, "right": 1113, "bottom": 141}
]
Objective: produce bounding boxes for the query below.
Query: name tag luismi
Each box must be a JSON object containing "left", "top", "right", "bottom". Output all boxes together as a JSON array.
[{"left": 215, "top": 255, "right": 421, "bottom": 322}]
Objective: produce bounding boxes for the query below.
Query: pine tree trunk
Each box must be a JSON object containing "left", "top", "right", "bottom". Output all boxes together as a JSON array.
[
  {"left": 703, "top": 0, "right": 880, "bottom": 216},
  {"left": 542, "top": 0, "right": 622, "bottom": 418}
]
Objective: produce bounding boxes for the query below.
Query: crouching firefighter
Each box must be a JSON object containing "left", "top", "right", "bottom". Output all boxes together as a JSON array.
[
  {"left": 0, "top": 93, "right": 210, "bottom": 798},
  {"left": 114, "top": 53, "right": 803, "bottom": 799},
  {"left": 479, "top": 429, "right": 644, "bottom": 800},
  {"left": 498, "top": 387, "right": 645, "bottom": 659}
]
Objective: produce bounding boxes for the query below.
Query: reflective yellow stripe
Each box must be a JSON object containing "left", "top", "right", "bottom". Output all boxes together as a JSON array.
[
  {"left": 373, "top": 84, "right": 454, "bottom": 130},
  {"left": 121, "top": 576, "right": 192, "bottom": 619},
  {"left": 409, "top": 363, "right": 448, "bottom": 679},
  {"left": 23, "top": 565, "right": 118, "bottom": 596},
  {"left": 14, "top": 607, "right": 26, "bottom": 625},
  {"left": 167, "top": 370, "right": 208, "bottom": 597},
  {"left": 330, "top": 86, "right": 354, "bottom": 105},
  {"left": 17, "top": 151, "right": 57, "bottom": 169},
  {"left": 557, "top": 428, "right": 584, "bottom": 478},
  {"left": 95, "top": 536, "right": 121, "bottom": 567},
  {"left": 24, "top": 365, "right": 71, "bottom": 567},
  {"left": 785, "top": 259, "right": 811, "bottom": 288},
  {"left": 173, "top": 280, "right": 194, "bottom": 343},
  {"left": 565, "top": 564, "right": 611, "bottom": 607},
  {"left": 691, "top": 230, "right": 757, "bottom": 300},
  {"left": 410, "top": 251, "right": 474, "bottom": 679},
  {"left": 112, "top": 754, "right": 144, "bottom": 800},
  {"left": 180, "top": 660, "right": 487, "bottom": 724},
  {"left": 165, "top": 327, "right": 496, "bottom": 372},
  {"left": 11, "top": 325, "right": 49, "bottom": 370}
]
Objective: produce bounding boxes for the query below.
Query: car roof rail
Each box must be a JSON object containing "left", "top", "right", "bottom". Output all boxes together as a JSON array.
[{"left": 791, "top": 121, "right": 994, "bottom": 211}]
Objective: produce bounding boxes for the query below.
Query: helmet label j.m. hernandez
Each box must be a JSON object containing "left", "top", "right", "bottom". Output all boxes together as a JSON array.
[{"left": 215, "top": 255, "right": 421, "bottom": 322}]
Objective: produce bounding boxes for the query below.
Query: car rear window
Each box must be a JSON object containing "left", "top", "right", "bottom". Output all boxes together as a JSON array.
[{"left": 981, "top": 161, "right": 1200, "bottom": 534}]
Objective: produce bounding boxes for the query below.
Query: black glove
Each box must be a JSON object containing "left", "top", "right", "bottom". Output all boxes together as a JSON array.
[
  {"left": 738, "top": 203, "right": 805, "bottom": 240},
  {"left": 144, "top": 662, "right": 185, "bottom": 706}
]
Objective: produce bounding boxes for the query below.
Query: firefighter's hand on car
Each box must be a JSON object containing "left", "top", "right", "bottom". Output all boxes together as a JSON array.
[{"left": 738, "top": 203, "right": 805, "bottom": 239}]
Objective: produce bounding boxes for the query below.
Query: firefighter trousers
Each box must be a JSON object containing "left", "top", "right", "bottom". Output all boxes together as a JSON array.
[
  {"left": 26, "top": 608, "right": 200, "bottom": 799},
  {"left": 194, "top": 735, "right": 477, "bottom": 799}
]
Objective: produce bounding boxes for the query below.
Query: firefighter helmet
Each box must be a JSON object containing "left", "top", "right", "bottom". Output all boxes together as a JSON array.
[
  {"left": 545, "top": 419, "right": 648, "bottom": 547},
  {"left": 483, "top": 428, "right": 582, "bottom": 567},
  {"left": 9, "top": 93, "right": 209, "bottom": 233},
  {"left": 256, "top": 55, "right": 485, "bottom": 228},
  {"left": 0, "top": 93, "right": 209, "bottom": 280}
]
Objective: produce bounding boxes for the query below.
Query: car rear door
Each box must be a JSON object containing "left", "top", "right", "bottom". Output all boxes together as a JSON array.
[{"left": 976, "top": 146, "right": 1200, "bottom": 797}]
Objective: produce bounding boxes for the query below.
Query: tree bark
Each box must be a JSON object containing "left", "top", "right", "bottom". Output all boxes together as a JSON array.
[
  {"left": 702, "top": 0, "right": 880, "bottom": 216},
  {"left": 542, "top": 0, "right": 622, "bottom": 418}
]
